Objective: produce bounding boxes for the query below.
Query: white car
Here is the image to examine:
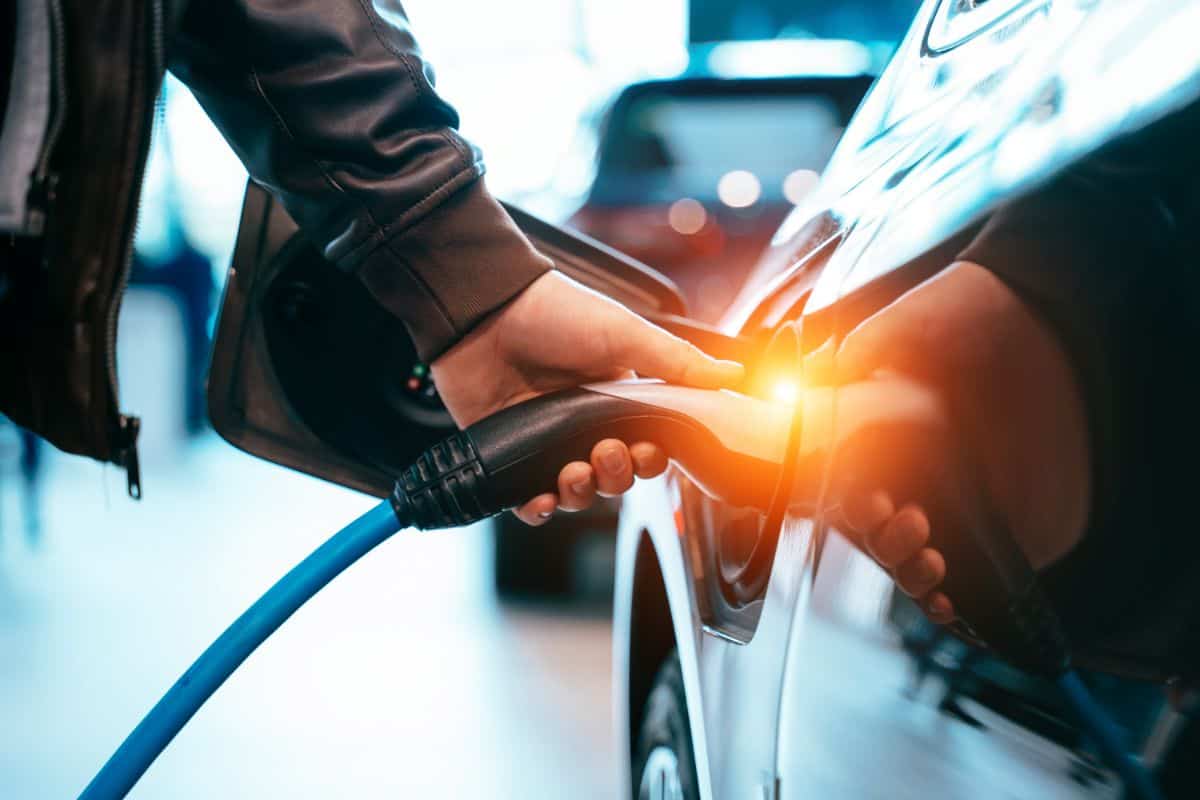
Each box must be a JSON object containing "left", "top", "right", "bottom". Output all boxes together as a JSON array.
[{"left": 612, "top": 1, "right": 1200, "bottom": 798}]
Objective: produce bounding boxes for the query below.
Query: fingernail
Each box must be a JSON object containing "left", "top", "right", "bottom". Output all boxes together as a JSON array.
[
  {"left": 916, "top": 559, "right": 937, "bottom": 582},
  {"left": 538, "top": 511, "right": 553, "bottom": 519},
  {"left": 571, "top": 480, "right": 591, "bottom": 495},
  {"left": 603, "top": 448, "right": 625, "bottom": 472}
]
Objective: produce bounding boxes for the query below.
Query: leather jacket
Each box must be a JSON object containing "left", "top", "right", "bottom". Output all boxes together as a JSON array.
[
  {"left": 0, "top": 0, "right": 549, "bottom": 488},
  {"left": 171, "top": 0, "right": 551, "bottom": 361}
]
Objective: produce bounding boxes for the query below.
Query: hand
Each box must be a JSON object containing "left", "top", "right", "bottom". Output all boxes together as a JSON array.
[
  {"left": 807, "top": 262, "right": 1091, "bottom": 623},
  {"left": 432, "top": 271, "right": 743, "bottom": 525}
]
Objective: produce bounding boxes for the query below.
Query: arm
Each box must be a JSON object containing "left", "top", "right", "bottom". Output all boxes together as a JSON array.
[
  {"left": 167, "top": 1, "right": 744, "bottom": 524},
  {"left": 812, "top": 135, "right": 1186, "bottom": 624},
  {"left": 168, "top": 0, "right": 550, "bottom": 361}
]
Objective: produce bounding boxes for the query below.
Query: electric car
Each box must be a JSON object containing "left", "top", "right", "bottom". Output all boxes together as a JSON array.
[
  {"left": 611, "top": 1, "right": 1200, "bottom": 798},
  {"left": 208, "top": 0, "right": 1199, "bottom": 797}
]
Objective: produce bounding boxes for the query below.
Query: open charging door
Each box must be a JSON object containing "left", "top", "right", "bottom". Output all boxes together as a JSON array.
[{"left": 208, "top": 182, "right": 693, "bottom": 496}]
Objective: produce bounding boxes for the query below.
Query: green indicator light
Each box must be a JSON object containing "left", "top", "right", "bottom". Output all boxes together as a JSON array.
[{"left": 412, "top": 363, "right": 427, "bottom": 377}]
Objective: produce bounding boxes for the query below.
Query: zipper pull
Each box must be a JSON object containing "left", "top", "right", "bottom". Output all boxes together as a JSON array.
[{"left": 116, "top": 415, "right": 143, "bottom": 499}]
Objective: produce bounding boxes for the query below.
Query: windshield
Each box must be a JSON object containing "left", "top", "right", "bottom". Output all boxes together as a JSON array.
[{"left": 594, "top": 91, "right": 844, "bottom": 205}]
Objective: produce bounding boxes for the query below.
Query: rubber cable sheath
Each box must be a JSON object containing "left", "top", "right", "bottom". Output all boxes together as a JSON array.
[{"left": 79, "top": 499, "right": 403, "bottom": 799}]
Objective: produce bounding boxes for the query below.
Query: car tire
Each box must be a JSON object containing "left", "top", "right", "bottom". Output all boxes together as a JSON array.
[
  {"left": 493, "top": 513, "right": 577, "bottom": 597},
  {"left": 634, "top": 650, "right": 700, "bottom": 800}
]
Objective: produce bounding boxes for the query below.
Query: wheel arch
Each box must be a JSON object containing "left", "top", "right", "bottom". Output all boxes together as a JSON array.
[{"left": 627, "top": 528, "right": 677, "bottom": 763}]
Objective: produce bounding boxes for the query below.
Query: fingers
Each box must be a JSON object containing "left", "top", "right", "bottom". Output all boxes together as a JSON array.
[
  {"left": 838, "top": 490, "right": 953, "bottom": 623},
  {"left": 517, "top": 441, "right": 671, "bottom": 526},
  {"left": 895, "top": 548, "right": 946, "bottom": 599},
  {"left": 866, "top": 505, "right": 930, "bottom": 569},
  {"left": 840, "top": 487, "right": 895, "bottom": 537},
  {"left": 592, "top": 439, "right": 634, "bottom": 496},
  {"left": 630, "top": 442, "right": 668, "bottom": 479},
  {"left": 607, "top": 315, "right": 743, "bottom": 388},
  {"left": 557, "top": 461, "right": 596, "bottom": 512},
  {"left": 513, "top": 493, "right": 558, "bottom": 526},
  {"left": 832, "top": 300, "right": 934, "bottom": 384},
  {"left": 924, "top": 592, "right": 955, "bottom": 624},
  {"left": 818, "top": 267, "right": 967, "bottom": 385},
  {"left": 831, "top": 262, "right": 1016, "bottom": 385}
]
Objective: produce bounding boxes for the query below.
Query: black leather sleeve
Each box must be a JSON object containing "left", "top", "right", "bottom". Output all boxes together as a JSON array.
[
  {"left": 957, "top": 103, "right": 1200, "bottom": 671},
  {"left": 169, "top": 0, "right": 551, "bottom": 359}
]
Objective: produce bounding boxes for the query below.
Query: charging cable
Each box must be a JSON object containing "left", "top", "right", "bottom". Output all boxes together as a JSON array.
[{"left": 78, "top": 380, "right": 1164, "bottom": 800}]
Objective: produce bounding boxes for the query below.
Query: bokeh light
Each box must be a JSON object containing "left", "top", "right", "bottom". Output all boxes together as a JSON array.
[
  {"left": 667, "top": 198, "right": 707, "bottom": 234},
  {"left": 717, "top": 169, "right": 762, "bottom": 208},
  {"left": 782, "top": 168, "right": 819, "bottom": 205}
]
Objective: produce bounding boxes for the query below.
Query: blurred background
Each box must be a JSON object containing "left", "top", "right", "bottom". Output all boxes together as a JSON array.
[{"left": 0, "top": 2, "right": 918, "bottom": 797}]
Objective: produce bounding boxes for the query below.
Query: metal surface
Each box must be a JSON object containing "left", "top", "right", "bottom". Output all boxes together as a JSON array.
[
  {"left": 615, "top": 0, "right": 1199, "bottom": 797},
  {"left": 728, "top": 0, "right": 1200, "bottom": 331}
]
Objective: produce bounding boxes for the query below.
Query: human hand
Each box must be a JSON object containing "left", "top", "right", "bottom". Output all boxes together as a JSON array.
[
  {"left": 806, "top": 262, "right": 1090, "bottom": 623},
  {"left": 432, "top": 271, "right": 743, "bottom": 525}
]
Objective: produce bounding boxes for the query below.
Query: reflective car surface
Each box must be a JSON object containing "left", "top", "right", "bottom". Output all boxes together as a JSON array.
[{"left": 613, "top": 1, "right": 1200, "bottom": 798}]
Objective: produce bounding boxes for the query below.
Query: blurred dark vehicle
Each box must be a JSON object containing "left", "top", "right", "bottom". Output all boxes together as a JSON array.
[{"left": 569, "top": 72, "right": 872, "bottom": 322}]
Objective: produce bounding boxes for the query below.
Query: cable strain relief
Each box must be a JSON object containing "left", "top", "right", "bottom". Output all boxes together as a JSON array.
[{"left": 392, "top": 431, "right": 491, "bottom": 530}]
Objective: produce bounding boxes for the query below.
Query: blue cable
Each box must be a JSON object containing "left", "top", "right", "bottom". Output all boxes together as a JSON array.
[
  {"left": 79, "top": 499, "right": 403, "bottom": 800},
  {"left": 1058, "top": 671, "right": 1165, "bottom": 800},
  {"left": 73, "top": 471, "right": 1167, "bottom": 800}
]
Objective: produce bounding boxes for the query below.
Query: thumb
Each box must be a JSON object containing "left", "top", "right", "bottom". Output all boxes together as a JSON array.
[
  {"left": 609, "top": 316, "right": 744, "bottom": 388},
  {"left": 831, "top": 284, "right": 941, "bottom": 384}
]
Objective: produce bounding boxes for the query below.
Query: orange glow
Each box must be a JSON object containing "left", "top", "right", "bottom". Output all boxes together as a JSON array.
[{"left": 770, "top": 377, "right": 801, "bottom": 406}]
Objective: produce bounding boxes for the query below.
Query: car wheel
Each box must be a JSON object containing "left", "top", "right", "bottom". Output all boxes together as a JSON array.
[{"left": 635, "top": 651, "right": 700, "bottom": 800}]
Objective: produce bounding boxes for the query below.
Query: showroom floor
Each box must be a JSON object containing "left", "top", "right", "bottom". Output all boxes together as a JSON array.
[{"left": 0, "top": 435, "right": 617, "bottom": 799}]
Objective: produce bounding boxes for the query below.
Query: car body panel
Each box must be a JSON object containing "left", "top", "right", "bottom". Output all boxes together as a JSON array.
[
  {"left": 615, "top": 477, "right": 822, "bottom": 799},
  {"left": 775, "top": 529, "right": 1101, "bottom": 799},
  {"left": 731, "top": 0, "right": 1200, "bottom": 334},
  {"left": 615, "top": 1, "right": 1200, "bottom": 797}
]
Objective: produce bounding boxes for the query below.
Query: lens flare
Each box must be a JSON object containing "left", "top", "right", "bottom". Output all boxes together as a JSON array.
[{"left": 770, "top": 378, "right": 801, "bottom": 406}]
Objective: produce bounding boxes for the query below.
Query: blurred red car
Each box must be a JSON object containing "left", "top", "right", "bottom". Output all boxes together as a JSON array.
[{"left": 569, "top": 71, "right": 873, "bottom": 322}]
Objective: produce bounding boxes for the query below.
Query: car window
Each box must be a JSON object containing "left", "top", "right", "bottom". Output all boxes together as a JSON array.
[{"left": 596, "top": 93, "right": 843, "bottom": 204}]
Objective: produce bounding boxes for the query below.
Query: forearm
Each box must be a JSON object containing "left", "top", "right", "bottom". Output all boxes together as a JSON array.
[
  {"left": 169, "top": 0, "right": 550, "bottom": 359},
  {"left": 957, "top": 158, "right": 1174, "bottom": 547}
]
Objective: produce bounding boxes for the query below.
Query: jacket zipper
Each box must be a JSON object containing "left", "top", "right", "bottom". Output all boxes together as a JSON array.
[
  {"left": 106, "top": 0, "right": 165, "bottom": 499},
  {"left": 26, "top": 0, "right": 68, "bottom": 234}
]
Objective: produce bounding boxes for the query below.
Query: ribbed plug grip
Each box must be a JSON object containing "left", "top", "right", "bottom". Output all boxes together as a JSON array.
[{"left": 391, "top": 432, "right": 491, "bottom": 530}]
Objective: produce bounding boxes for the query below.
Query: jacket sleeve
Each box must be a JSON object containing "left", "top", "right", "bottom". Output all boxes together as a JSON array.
[
  {"left": 957, "top": 102, "right": 1199, "bottom": 540},
  {"left": 956, "top": 106, "right": 1200, "bottom": 665},
  {"left": 168, "top": 0, "right": 551, "bottom": 360}
]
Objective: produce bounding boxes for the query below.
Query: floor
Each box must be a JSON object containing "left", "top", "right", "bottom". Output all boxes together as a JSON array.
[{"left": 0, "top": 437, "right": 616, "bottom": 799}]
